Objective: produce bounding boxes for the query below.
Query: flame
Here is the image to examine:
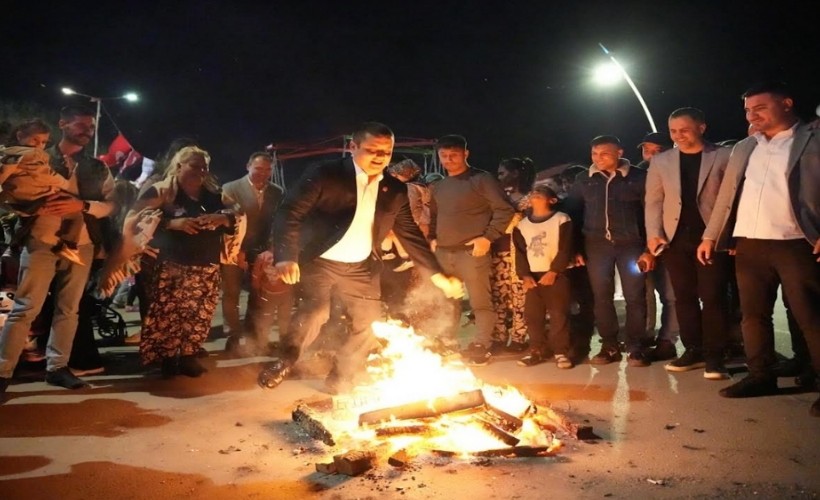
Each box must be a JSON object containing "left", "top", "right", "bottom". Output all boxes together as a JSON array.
[{"left": 319, "top": 320, "right": 557, "bottom": 454}]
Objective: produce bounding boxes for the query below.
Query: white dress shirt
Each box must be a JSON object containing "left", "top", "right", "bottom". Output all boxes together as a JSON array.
[
  {"left": 247, "top": 175, "right": 265, "bottom": 209},
  {"left": 733, "top": 123, "right": 804, "bottom": 240},
  {"left": 320, "top": 162, "right": 382, "bottom": 262}
]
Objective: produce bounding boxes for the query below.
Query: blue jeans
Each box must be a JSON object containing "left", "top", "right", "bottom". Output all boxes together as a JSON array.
[
  {"left": 435, "top": 247, "right": 494, "bottom": 346},
  {"left": 0, "top": 239, "right": 94, "bottom": 377},
  {"left": 585, "top": 240, "right": 647, "bottom": 351}
]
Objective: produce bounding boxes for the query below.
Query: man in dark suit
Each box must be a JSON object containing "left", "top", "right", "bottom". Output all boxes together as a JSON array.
[
  {"left": 260, "top": 122, "right": 463, "bottom": 393},
  {"left": 645, "top": 107, "right": 732, "bottom": 379},
  {"left": 697, "top": 82, "right": 820, "bottom": 417},
  {"left": 221, "top": 152, "right": 286, "bottom": 355}
]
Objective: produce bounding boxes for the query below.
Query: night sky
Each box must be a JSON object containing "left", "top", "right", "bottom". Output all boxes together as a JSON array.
[{"left": 3, "top": 0, "right": 818, "bottom": 183}]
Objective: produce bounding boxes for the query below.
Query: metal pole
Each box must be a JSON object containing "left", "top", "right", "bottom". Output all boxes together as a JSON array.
[
  {"left": 598, "top": 43, "right": 657, "bottom": 133},
  {"left": 93, "top": 98, "right": 102, "bottom": 157}
]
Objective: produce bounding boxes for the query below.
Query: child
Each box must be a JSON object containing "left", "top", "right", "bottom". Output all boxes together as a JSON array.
[
  {"left": 0, "top": 119, "right": 84, "bottom": 265},
  {"left": 513, "top": 184, "right": 574, "bottom": 368}
]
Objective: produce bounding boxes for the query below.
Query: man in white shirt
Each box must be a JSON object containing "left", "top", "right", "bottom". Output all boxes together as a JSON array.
[{"left": 698, "top": 82, "right": 820, "bottom": 417}]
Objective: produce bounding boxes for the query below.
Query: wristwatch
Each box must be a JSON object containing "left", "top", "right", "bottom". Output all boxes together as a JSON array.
[{"left": 82, "top": 201, "right": 91, "bottom": 213}]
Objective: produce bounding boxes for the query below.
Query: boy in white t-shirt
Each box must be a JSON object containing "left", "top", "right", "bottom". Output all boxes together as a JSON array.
[{"left": 512, "top": 185, "right": 574, "bottom": 368}]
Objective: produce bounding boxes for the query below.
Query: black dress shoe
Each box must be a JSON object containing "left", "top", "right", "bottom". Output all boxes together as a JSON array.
[
  {"left": 179, "top": 355, "right": 207, "bottom": 377},
  {"left": 773, "top": 357, "right": 806, "bottom": 378},
  {"left": 258, "top": 360, "right": 291, "bottom": 389},
  {"left": 45, "top": 367, "right": 90, "bottom": 389},
  {"left": 718, "top": 375, "right": 778, "bottom": 398},
  {"left": 161, "top": 357, "right": 179, "bottom": 379}
]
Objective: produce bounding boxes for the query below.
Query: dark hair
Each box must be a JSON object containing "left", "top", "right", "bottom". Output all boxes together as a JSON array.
[
  {"left": 531, "top": 184, "right": 559, "bottom": 199},
  {"left": 498, "top": 157, "right": 536, "bottom": 193},
  {"left": 590, "top": 135, "right": 622, "bottom": 147},
  {"left": 388, "top": 158, "right": 421, "bottom": 181},
  {"left": 669, "top": 107, "right": 706, "bottom": 123},
  {"left": 59, "top": 105, "right": 95, "bottom": 121},
  {"left": 247, "top": 151, "right": 274, "bottom": 165},
  {"left": 8, "top": 118, "right": 51, "bottom": 145},
  {"left": 742, "top": 81, "right": 793, "bottom": 100},
  {"left": 351, "top": 122, "right": 393, "bottom": 144},
  {"left": 435, "top": 134, "right": 467, "bottom": 150}
]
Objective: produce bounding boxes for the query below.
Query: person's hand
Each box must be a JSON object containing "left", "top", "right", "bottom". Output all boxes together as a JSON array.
[
  {"left": 430, "top": 273, "right": 464, "bottom": 299},
  {"left": 637, "top": 252, "right": 655, "bottom": 273},
  {"left": 143, "top": 245, "right": 159, "bottom": 258},
  {"left": 522, "top": 276, "right": 537, "bottom": 291},
  {"left": 697, "top": 239, "right": 715, "bottom": 265},
  {"left": 814, "top": 238, "right": 820, "bottom": 262},
  {"left": 465, "top": 236, "right": 491, "bottom": 257},
  {"left": 166, "top": 217, "right": 201, "bottom": 235},
  {"left": 195, "top": 213, "right": 229, "bottom": 230},
  {"left": 36, "top": 194, "right": 83, "bottom": 216},
  {"left": 538, "top": 271, "right": 558, "bottom": 286},
  {"left": 275, "top": 260, "right": 300, "bottom": 284},
  {"left": 430, "top": 239, "right": 437, "bottom": 252},
  {"left": 648, "top": 237, "right": 669, "bottom": 256},
  {"left": 573, "top": 254, "right": 586, "bottom": 267}
]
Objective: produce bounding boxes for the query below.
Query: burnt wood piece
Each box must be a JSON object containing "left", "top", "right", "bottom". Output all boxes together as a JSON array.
[
  {"left": 483, "top": 403, "right": 524, "bottom": 432},
  {"left": 432, "top": 446, "right": 556, "bottom": 458},
  {"left": 333, "top": 450, "right": 377, "bottom": 476},
  {"left": 388, "top": 449, "right": 412, "bottom": 467},
  {"left": 475, "top": 416, "right": 521, "bottom": 446},
  {"left": 374, "top": 424, "right": 434, "bottom": 437},
  {"left": 292, "top": 405, "right": 336, "bottom": 446},
  {"left": 315, "top": 462, "right": 337, "bottom": 474},
  {"left": 358, "top": 389, "right": 486, "bottom": 426},
  {"left": 536, "top": 404, "right": 598, "bottom": 440}
]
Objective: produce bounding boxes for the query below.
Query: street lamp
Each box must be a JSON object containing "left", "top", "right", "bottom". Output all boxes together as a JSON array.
[
  {"left": 594, "top": 44, "right": 657, "bottom": 133},
  {"left": 61, "top": 87, "right": 139, "bottom": 156}
]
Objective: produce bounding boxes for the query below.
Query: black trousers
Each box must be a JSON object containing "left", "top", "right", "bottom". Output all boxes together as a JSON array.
[
  {"left": 524, "top": 273, "right": 571, "bottom": 356},
  {"left": 280, "top": 257, "right": 383, "bottom": 381},
  {"left": 734, "top": 238, "right": 820, "bottom": 378},
  {"left": 567, "top": 266, "right": 595, "bottom": 357},
  {"left": 663, "top": 234, "right": 730, "bottom": 360}
]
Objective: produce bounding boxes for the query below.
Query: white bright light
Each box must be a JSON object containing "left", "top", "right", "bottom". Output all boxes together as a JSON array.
[
  {"left": 124, "top": 92, "right": 139, "bottom": 102},
  {"left": 61, "top": 87, "right": 76, "bottom": 95},
  {"left": 594, "top": 62, "right": 623, "bottom": 86}
]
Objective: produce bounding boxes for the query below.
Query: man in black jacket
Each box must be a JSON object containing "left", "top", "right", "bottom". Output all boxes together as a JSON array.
[{"left": 259, "top": 122, "right": 462, "bottom": 393}]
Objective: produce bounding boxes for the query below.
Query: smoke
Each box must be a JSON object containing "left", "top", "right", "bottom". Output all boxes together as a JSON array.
[{"left": 392, "top": 275, "right": 460, "bottom": 342}]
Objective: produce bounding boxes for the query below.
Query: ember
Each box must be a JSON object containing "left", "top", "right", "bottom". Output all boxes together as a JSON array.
[{"left": 289, "top": 321, "right": 590, "bottom": 472}]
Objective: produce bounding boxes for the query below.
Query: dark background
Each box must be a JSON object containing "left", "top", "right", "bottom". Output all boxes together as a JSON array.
[{"left": 3, "top": 0, "right": 818, "bottom": 183}]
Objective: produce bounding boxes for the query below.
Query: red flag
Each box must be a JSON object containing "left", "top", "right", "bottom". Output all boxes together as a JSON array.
[{"left": 99, "top": 133, "right": 134, "bottom": 168}]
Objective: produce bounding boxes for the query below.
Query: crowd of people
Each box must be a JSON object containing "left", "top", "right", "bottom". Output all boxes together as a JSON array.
[{"left": 0, "top": 81, "right": 817, "bottom": 418}]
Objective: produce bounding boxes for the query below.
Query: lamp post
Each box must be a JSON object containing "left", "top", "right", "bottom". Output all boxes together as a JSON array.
[
  {"left": 594, "top": 44, "right": 657, "bottom": 133},
  {"left": 61, "top": 87, "right": 139, "bottom": 157}
]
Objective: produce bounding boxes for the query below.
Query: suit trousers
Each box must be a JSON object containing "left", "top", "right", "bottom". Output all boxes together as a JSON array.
[
  {"left": 663, "top": 235, "right": 730, "bottom": 360},
  {"left": 280, "top": 257, "right": 383, "bottom": 381},
  {"left": 734, "top": 238, "right": 820, "bottom": 378}
]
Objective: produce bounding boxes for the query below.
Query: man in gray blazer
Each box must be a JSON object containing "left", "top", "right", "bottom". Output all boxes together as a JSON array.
[
  {"left": 646, "top": 107, "right": 732, "bottom": 379},
  {"left": 221, "top": 152, "right": 287, "bottom": 355},
  {"left": 697, "top": 82, "right": 820, "bottom": 417}
]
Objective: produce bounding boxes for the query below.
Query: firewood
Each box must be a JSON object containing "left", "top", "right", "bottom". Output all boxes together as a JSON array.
[
  {"left": 333, "top": 450, "right": 377, "bottom": 476},
  {"left": 292, "top": 405, "right": 336, "bottom": 446},
  {"left": 388, "top": 449, "right": 412, "bottom": 467},
  {"left": 374, "top": 424, "right": 433, "bottom": 437},
  {"left": 484, "top": 402, "right": 524, "bottom": 432},
  {"left": 432, "top": 446, "right": 556, "bottom": 458},
  {"left": 535, "top": 404, "right": 598, "bottom": 440},
  {"left": 315, "top": 462, "right": 337, "bottom": 474},
  {"left": 358, "top": 389, "right": 485, "bottom": 426},
  {"left": 475, "top": 416, "right": 520, "bottom": 446}
]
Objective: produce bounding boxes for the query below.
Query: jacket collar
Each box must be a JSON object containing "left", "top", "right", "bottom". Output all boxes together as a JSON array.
[{"left": 589, "top": 158, "right": 631, "bottom": 177}]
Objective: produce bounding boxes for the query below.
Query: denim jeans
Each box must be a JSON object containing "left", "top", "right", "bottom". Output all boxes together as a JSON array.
[
  {"left": 435, "top": 247, "right": 494, "bottom": 346},
  {"left": 0, "top": 239, "right": 94, "bottom": 377},
  {"left": 584, "top": 240, "right": 647, "bottom": 351}
]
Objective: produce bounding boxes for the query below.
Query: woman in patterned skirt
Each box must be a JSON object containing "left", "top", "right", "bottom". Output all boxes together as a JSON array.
[{"left": 130, "top": 146, "right": 238, "bottom": 377}]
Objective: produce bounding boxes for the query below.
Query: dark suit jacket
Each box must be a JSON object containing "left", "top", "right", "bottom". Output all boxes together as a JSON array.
[
  {"left": 222, "top": 175, "right": 283, "bottom": 255},
  {"left": 273, "top": 157, "right": 442, "bottom": 274}
]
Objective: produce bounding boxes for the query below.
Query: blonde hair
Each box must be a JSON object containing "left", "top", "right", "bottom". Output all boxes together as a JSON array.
[{"left": 164, "top": 145, "right": 219, "bottom": 192}]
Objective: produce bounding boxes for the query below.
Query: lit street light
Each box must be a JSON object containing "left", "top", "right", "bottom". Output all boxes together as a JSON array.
[
  {"left": 594, "top": 44, "right": 657, "bottom": 133},
  {"left": 61, "top": 87, "right": 139, "bottom": 156}
]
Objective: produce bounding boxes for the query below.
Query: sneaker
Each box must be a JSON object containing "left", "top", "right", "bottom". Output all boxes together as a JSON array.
[
  {"left": 507, "top": 341, "right": 530, "bottom": 353},
  {"left": 464, "top": 343, "right": 492, "bottom": 367},
  {"left": 258, "top": 359, "right": 292, "bottom": 389},
  {"left": 70, "top": 366, "right": 105, "bottom": 377},
  {"left": 555, "top": 354, "right": 574, "bottom": 369},
  {"left": 719, "top": 375, "right": 778, "bottom": 398},
  {"left": 393, "top": 260, "right": 415, "bottom": 273},
  {"left": 627, "top": 350, "right": 650, "bottom": 367},
  {"left": 489, "top": 340, "right": 507, "bottom": 355},
  {"left": 646, "top": 340, "right": 677, "bottom": 362},
  {"left": 703, "top": 359, "right": 730, "bottom": 380},
  {"left": 125, "top": 305, "right": 139, "bottom": 313},
  {"left": 665, "top": 349, "right": 706, "bottom": 372},
  {"left": 517, "top": 350, "right": 546, "bottom": 367},
  {"left": 56, "top": 245, "right": 85, "bottom": 266},
  {"left": 590, "top": 346, "right": 622, "bottom": 365},
  {"left": 178, "top": 355, "right": 207, "bottom": 377},
  {"left": 45, "top": 367, "right": 90, "bottom": 389}
]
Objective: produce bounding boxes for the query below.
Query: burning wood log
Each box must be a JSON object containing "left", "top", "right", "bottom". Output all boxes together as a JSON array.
[
  {"left": 374, "top": 424, "right": 434, "bottom": 437},
  {"left": 333, "top": 450, "right": 377, "bottom": 476},
  {"left": 292, "top": 405, "right": 336, "bottom": 446},
  {"left": 483, "top": 403, "right": 524, "bottom": 432},
  {"left": 358, "top": 389, "right": 485, "bottom": 426},
  {"left": 432, "top": 445, "right": 558, "bottom": 458},
  {"left": 475, "top": 417, "right": 520, "bottom": 446},
  {"left": 388, "top": 449, "right": 412, "bottom": 467},
  {"left": 534, "top": 404, "right": 598, "bottom": 440}
]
